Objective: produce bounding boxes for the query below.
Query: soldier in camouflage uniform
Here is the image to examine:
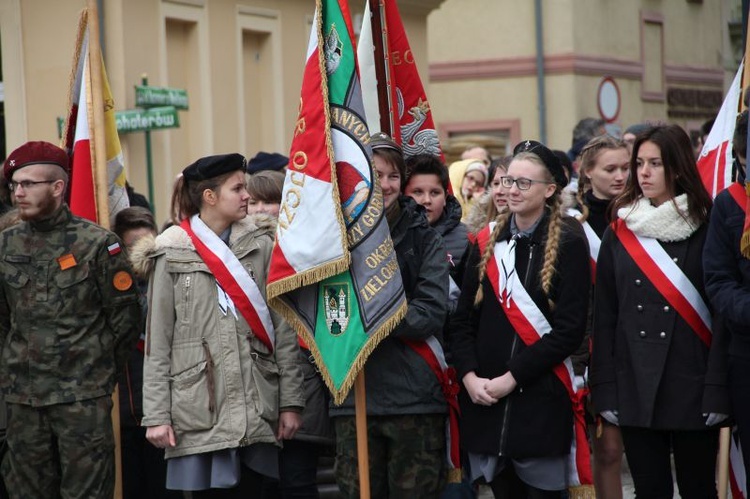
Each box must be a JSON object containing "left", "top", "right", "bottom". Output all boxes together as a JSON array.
[{"left": 0, "top": 141, "right": 142, "bottom": 499}]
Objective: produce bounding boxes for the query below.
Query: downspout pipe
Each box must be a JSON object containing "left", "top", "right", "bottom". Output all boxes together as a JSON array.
[{"left": 534, "top": 0, "right": 547, "bottom": 144}]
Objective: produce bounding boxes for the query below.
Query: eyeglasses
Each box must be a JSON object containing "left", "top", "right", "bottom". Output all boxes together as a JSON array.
[
  {"left": 499, "top": 176, "right": 553, "bottom": 191},
  {"left": 8, "top": 180, "right": 57, "bottom": 192}
]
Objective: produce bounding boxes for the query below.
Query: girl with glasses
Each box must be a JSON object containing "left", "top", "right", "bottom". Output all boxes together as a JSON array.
[{"left": 451, "top": 140, "right": 591, "bottom": 498}]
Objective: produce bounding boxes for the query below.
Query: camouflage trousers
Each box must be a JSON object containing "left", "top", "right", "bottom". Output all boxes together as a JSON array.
[
  {"left": 334, "top": 414, "right": 445, "bottom": 499},
  {"left": 1, "top": 396, "right": 115, "bottom": 499}
]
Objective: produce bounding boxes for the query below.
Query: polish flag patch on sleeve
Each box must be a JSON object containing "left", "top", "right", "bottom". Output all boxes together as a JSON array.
[{"left": 108, "top": 242, "right": 122, "bottom": 256}]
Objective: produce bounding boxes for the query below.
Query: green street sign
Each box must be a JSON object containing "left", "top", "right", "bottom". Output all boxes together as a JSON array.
[
  {"left": 116, "top": 106, "right": 180, "bottom": 133},
  {"left": 135, "top": 85, "right": 189, "bottom": 110}
]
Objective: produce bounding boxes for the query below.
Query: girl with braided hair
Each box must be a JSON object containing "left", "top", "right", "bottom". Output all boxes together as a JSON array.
[
  {"left": 568, "top": 135, "right": 630, "bottom": 499},
  {"left": 450, "top": 140, "right": 591, "bottom": 498},
  {"left": 590, "top": 124, "right": 726, "bottom": 498}
]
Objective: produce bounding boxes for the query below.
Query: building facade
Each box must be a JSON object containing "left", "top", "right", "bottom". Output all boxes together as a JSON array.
[
  {"left": 0, "top": 0, "right": 440, "bottom": 223},
  {"left": 0, "top": 0, "right": 739, "bottom": 221},
  {"left": 427, "top": 0, "right": 736, "bottom": 161}
]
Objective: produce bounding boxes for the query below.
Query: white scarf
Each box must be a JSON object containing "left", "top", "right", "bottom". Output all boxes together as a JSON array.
[{"left": 617, "top": 194, "right": 700, "bottom": 242}]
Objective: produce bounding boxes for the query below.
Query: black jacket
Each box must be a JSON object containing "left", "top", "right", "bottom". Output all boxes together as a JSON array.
[
  {"left": 450, "top": 212, "right": 590, "bottom": 458},
  {"left": 704, "top": 185, "right": 750, "bottom": 360},
  {"left": 330, "top": 197, "right": 449, "bottom": 417},
  {"left": 591, "top": 221, "right": 728, "bottom": 429},
  {"left": 432, "top": 194, "right": 469, "bottom": 288}
]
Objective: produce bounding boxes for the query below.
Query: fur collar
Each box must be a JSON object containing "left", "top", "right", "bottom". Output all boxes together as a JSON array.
[
  {"left": 129, "top": 213, "right": 276, "bottom": 277},
  {"left": 616, "top": 194, "right": 699, "bottom": 242}
]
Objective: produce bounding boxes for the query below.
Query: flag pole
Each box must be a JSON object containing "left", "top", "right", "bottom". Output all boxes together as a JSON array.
[
  {"left": 86, "top": 0, "right": 110, "bottom": 226},
  {"left": 85, "top": 3, "right": 123, "bottom": 499},
  {"left": 355, "top": 372, "right": 371, "bottom": 499},
  {"left": 368, "top": 0, "right": 394, "bottom": 136},
  {"left": 718, "top": 428, "right": 730, "bottom": 499}
]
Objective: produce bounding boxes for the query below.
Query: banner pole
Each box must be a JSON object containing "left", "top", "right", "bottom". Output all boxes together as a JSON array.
[
  {"left": 718, "top": 427, "right": 731, "bottom": 499},
  {"left": 85, "top": 2, "right": 122, "bottom": 499},
  {"left": 355, "top": 372, "right": 371, "bottom": 499}
]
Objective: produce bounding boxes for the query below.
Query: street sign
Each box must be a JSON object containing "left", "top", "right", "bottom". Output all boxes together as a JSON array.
[
  {"left": 116, "top": 106, "right": 180, "bottom": 133},
  {"left": 134, "top": 85, "right": 189, "bottom": 110}
]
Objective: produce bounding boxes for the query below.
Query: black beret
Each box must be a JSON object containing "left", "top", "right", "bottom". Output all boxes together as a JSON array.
[
  {"left": 513, "top": 139, "right": 568, "bottom": 188},
  {"left": 4, "top": 141, "right": 69, "bottom": 181},
  {"left": 182, "top": 153, "right": 247, "bottom": 182},
  {"left": 246, "top": 152, "right": 289, "bottom": 174}
]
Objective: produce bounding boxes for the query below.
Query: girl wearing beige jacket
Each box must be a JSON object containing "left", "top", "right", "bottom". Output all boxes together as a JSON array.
[{"left": 135, "top": 153, "right": 304, "bottom": 498}]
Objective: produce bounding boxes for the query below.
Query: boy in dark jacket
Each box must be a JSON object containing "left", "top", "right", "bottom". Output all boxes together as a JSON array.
[{"left": 404, "top": 154, "right": 470, "bottom": 315}]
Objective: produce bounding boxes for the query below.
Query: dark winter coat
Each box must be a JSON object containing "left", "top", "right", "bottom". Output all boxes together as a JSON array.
[
  {"left": 431, "top": 194, "right": 470, "bottom": 288},
  {"left": 703, "top": 184, "right": 750, "bottom": 360},
  {"left": 591, "top": 201, "right": 727, "bottom": 429},
  {"left": 330, "top": 197, "right": 449, "bottom": 417},
  {"left": 450, "top": 211, "right": 590, "bottom": 458}
]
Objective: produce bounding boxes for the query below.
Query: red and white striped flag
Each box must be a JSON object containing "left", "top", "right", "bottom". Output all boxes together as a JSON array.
[
  {"left": 62, "top": 9, "right": 129, "bottom": 225},
  {"left": 697, "top": 61, "right": 744, "bottom": 198}
]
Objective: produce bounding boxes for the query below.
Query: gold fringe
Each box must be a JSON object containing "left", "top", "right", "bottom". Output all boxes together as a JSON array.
[
  {"left": 742, "top": 230, "right": 750, "bottom": 259},
  {"left": 446, "top": 468, "right": 462, "bottom": 484},
  {"left": 328, "top": 299, "right": 407, "bottom": 405},
  {"left": 568, "top": 484, "right": 596, "bottom": 499},
  {"left": 270, "top": 293, "right": 408, "bottom": 406},
  {"left": 266, "top": 255, "right": 351, "bottom": 300},
  {"left": 60, "top": 9, "right": 88, "bottom": 149},
  {"left": 742, "top": 181, "right": 750, "bottom": 259}
]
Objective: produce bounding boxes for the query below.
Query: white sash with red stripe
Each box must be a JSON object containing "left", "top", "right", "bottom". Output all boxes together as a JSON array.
[
  {"left": 613, "top": 221, "right": 712, "bottom": 346},
  {"left": 567, "top": 208, "right": 600, "bottom": 282},
  {"left": 478, "top": 223, "right": 592, "bottom": 487},
  {"left": 180, "top": 215, "right": 276, "bottom": 352}
]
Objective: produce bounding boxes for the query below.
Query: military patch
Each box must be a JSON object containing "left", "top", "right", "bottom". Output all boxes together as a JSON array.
[
  {"left": 107, "top": 242, "right": 122, "bottom": 256},
  {"left": 323, "top": 282, "right": 350, "bottom": 336},
  {"left": 57, "top": 253, "right": 77, "bottom": 270},
  {"left": 112, "top": 270, "right": 133, "bottom": 291}
]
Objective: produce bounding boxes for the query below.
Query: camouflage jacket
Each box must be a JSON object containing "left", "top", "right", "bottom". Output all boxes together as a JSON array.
[{"left": 0, "top": 205, "right": 141, "bottom": 406}]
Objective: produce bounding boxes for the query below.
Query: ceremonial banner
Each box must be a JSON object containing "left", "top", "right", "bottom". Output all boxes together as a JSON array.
[
  {"left": 63, "top": 10, "right": 129, "bottom": 224},
  {"left": 267, "top": 0, "right": 406, "bottom": 405},
  {"left": 358, "top": 0, "right": 442, "bottom": 158},
  {"left": 697, "top": 61, "right": 744, "bottom": 198}
]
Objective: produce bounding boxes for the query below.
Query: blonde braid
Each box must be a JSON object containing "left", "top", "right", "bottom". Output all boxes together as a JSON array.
[
  {"left": 474, "top": 210, "right": 511, "bottom": 306},
  {"left": 540, "top": 192, "right": 563, "bottom": 309},
  {"left": 576, "top": 174, "right": 590, "bottom": 223}
]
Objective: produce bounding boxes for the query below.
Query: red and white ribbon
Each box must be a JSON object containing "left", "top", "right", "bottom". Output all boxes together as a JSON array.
[{"left": 181, "top": 215, "right": 275, "bottom": 352}]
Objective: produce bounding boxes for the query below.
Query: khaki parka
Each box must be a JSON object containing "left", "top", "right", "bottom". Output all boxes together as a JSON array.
[{"left": 132, "top": 214, "right": 304, "bottom": 459}]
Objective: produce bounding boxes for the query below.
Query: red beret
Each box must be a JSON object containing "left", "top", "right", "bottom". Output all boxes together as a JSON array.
[{"left": 3, "top": 141, "right": 69, "bottom": 181}]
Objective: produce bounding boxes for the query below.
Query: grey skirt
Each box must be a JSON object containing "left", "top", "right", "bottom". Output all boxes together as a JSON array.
[{"left": 166, "top": 443, "right": 278, "bottom": 491}]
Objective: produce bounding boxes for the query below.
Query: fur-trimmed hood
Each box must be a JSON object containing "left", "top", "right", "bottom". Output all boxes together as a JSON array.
[
  {"left": 129, "top": 213, "right": 277, "bottom": 277},
  {"left": 617, "top": 194, "right": 700, "bottom": 242}
]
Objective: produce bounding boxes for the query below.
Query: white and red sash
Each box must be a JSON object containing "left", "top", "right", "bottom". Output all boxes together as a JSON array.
[
  {"left": 612, "top": 220, "right": 712, "bottom": 346},
  {"left": 402, "top": 337, "right": 461, "bottom": 479},
  {"left": 477, "top": 224, "right": 593, "bottom": 488},
  {"left": 180, "top": 215, "right": 276, "bottom": 352},
  {"left": 567, "top": 208, "right": 600, "bottom": 283}
]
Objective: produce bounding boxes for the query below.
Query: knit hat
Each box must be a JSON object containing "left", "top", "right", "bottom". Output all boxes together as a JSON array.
[{"left": 464, "top": 161, "right": 488, "bottom": 185}]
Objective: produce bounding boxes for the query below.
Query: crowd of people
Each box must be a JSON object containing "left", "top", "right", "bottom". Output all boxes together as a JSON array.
[{"left": 0, "top": 113, "right": 748, "bottom": 499}]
